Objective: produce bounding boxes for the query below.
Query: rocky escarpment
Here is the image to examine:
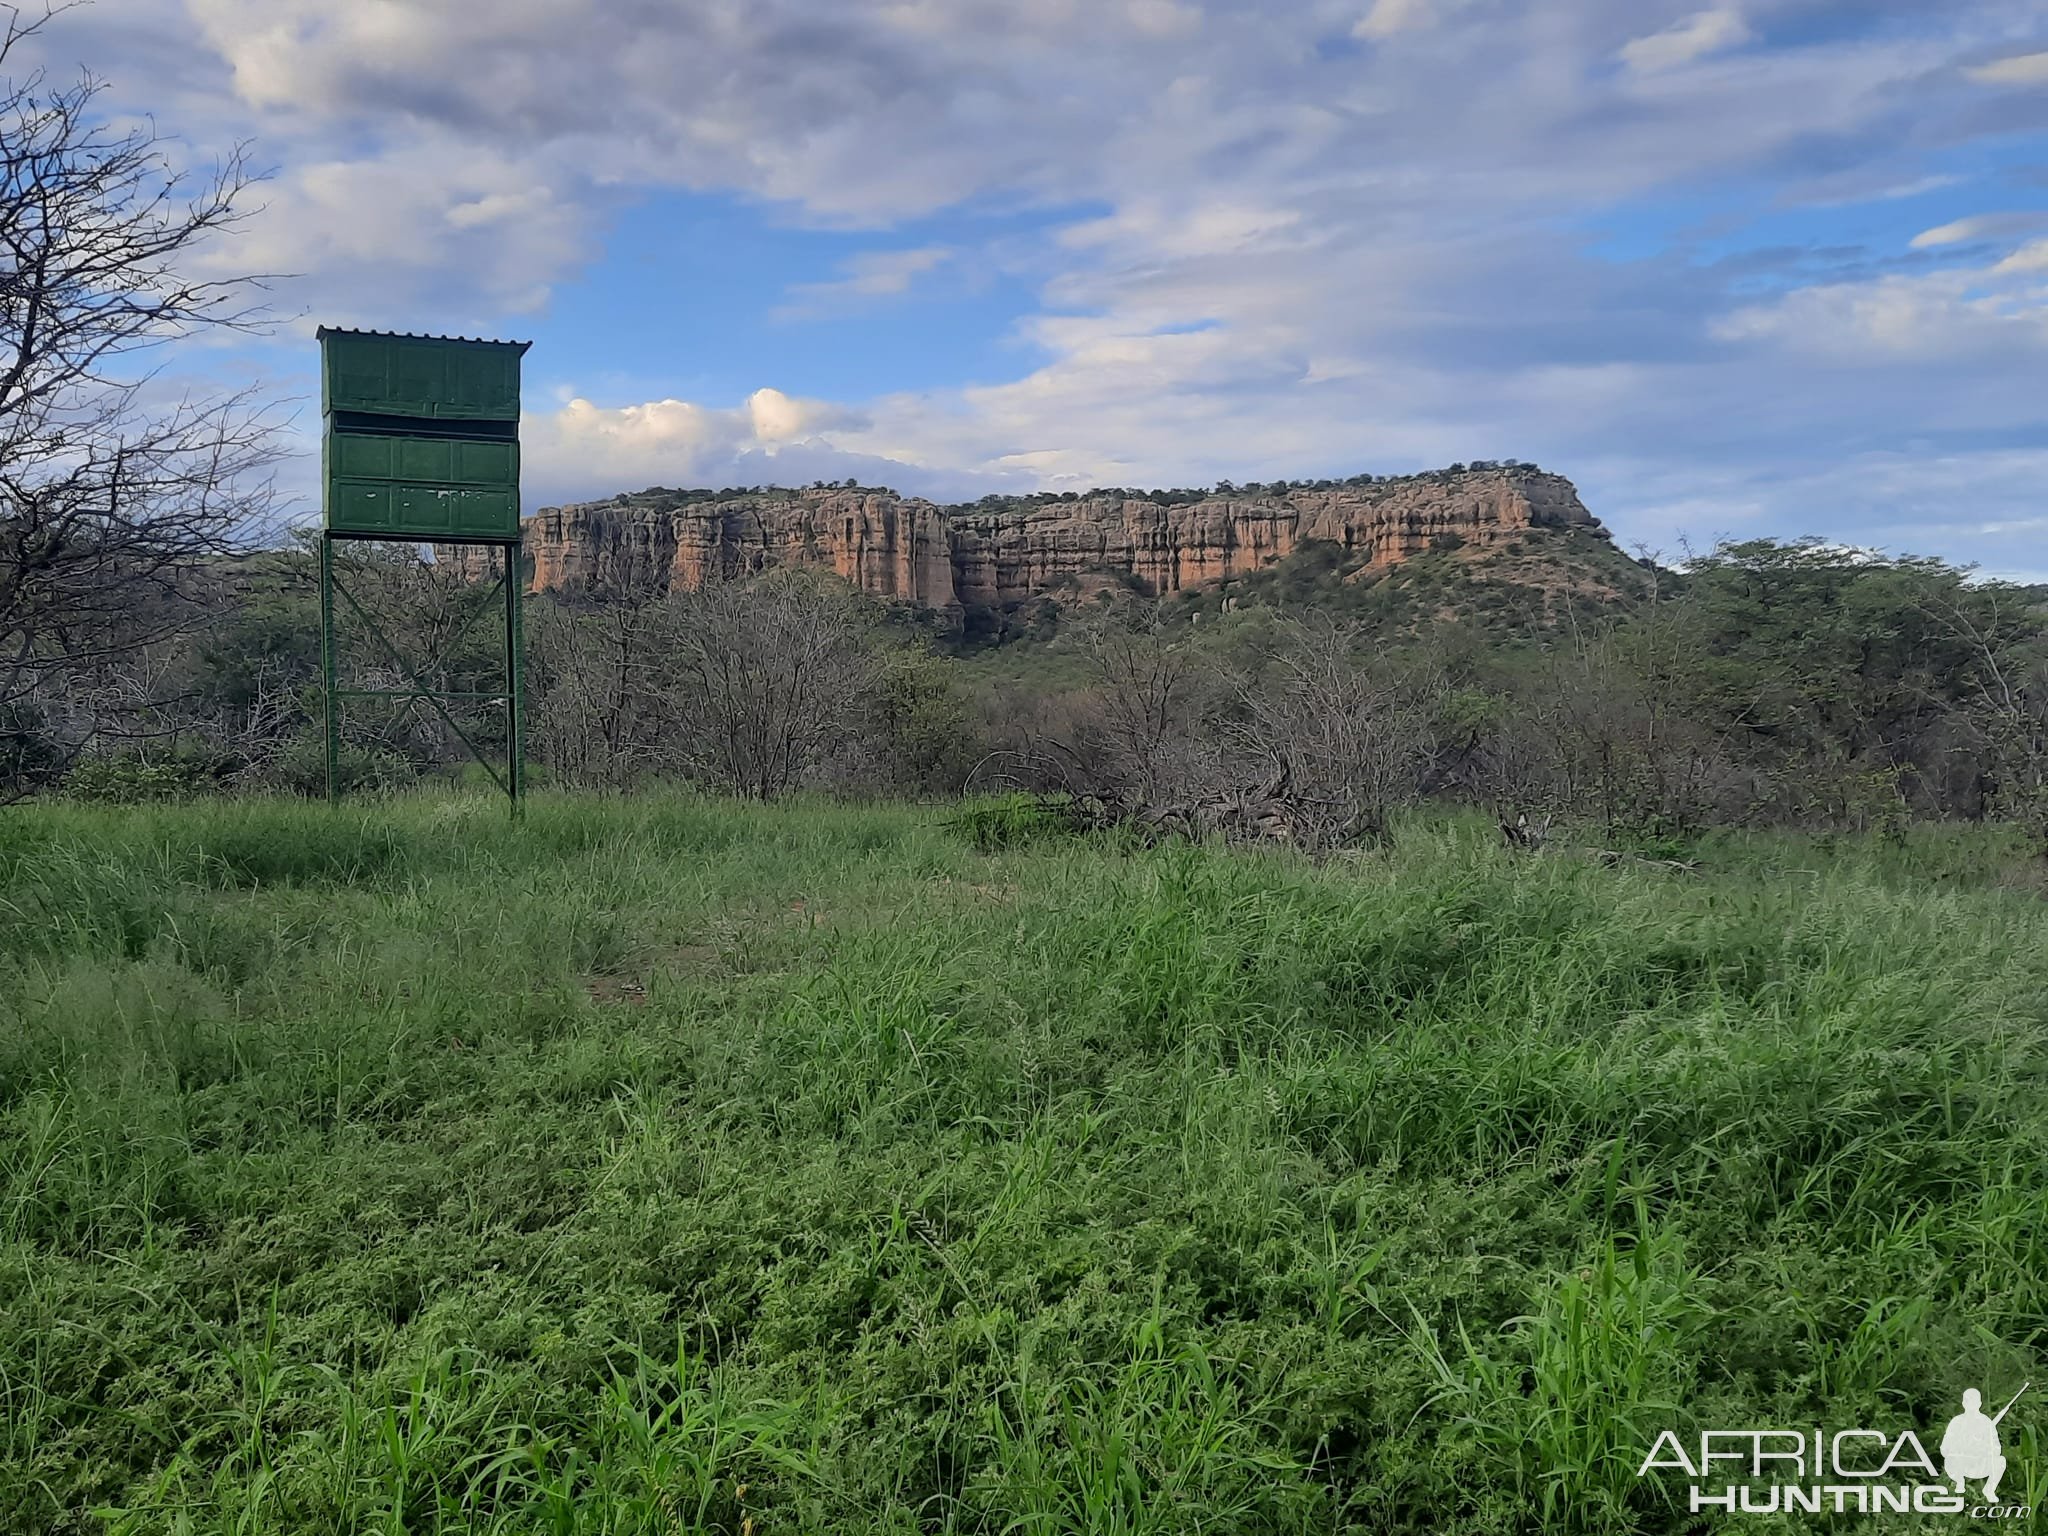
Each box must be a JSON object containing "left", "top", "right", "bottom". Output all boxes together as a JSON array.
[{"left": 490, "top": 465, "right": 1610, "bottom": 630}]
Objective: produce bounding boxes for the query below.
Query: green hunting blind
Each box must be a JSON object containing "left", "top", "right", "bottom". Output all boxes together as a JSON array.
[
  {"left": 316, "top": 328, "right": 531, "bottom": 808},
  {"left": 320, "top": 328, "right": 527, "bottom": 541}
]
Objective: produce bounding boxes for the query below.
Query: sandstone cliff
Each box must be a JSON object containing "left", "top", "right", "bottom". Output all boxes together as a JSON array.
[{"left": 488, "top": 465, "right": 1609, "bottom": 630}]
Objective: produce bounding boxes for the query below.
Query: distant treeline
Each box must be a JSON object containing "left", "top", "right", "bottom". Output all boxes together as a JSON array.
[
  {"left": 601, "top": 461, "right": 1547, "bottom": 515},
  {"left": 12, "top": 533, "right": 2046, "bottom": 862}
]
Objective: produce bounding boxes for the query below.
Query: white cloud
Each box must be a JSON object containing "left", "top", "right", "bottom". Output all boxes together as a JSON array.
[
  {"left": 518, "top": 389, "right": 871, "bottom": 503},
  {"left": 746, "top": 387, "right": 867, "bottom": 443},
  {"left": 1354, "top": 0, "right": 1436, "bottom": 41},
  {"left": 19, "top": 0, "right": 2048, "bottom": 578},
  {"left": 186, "top": 142, "right": 597, "bottom": 325},
  {"left": 1788, "top": 173, "right": 1965, "bottom": 209},
  {"left": 1126, "top": 0, "right": 1200, "bottom": 38},
  {"left": 1911, "top": 217, "right": 1995, "bottom": 248},
  {"left": 57, "top": 0, "right": 1976, "bottom": 308},
  {"left": 1711, "top": 251, "right": 2048, "bottom": 363},
  {"left": 1620, "top": 9, "right": 1752, "bottom": 75},
  {"left": 772, "top": 247, "right": 953, "bottom": 321},
  {"left": 1992, "top": 239, "right": 2048, "bottom": 274},
  {"left": 1967, "top": 51, "right": 2048, "bottom": 87},
  {"left": 1909, "top": 211, "right": 2048, "bottom": 250},
  {"left": 528, "top": 396, "right": 740, "bottom": 471}
]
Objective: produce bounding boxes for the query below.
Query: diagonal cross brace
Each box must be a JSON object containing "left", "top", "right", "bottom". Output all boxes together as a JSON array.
[
  {"left": 416, "top": 566, "right": 508, "bottom": 679},
  {"left": 329, "top": 560, "right": 511, "bottom": 797}
]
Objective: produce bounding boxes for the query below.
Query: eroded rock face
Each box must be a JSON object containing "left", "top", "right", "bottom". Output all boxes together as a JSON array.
[
  {"left": 493, "top": 468, "right": 1604, "bottom": 629},
  {"left": 519, "top": 491, "right": 956, "bottom": 608}
]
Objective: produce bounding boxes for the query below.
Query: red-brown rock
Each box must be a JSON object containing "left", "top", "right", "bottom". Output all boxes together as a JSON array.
[{"left": 481, "top": 467, "right": 1607, "bottom": 629}]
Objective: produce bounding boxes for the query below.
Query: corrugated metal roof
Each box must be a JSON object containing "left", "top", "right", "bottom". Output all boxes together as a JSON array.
[{"left": 316, "top": 325, "right": 532, "bottom": 351}]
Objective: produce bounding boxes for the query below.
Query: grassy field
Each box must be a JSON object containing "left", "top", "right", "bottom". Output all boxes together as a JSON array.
[{"left": 2, "top": 794, "right": 2045, "bottom": 1534}]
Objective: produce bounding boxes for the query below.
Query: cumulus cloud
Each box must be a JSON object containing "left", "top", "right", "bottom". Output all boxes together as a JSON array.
[
  {"left": 1620, "top": 8, "right": 1753, "bottom": 75},
  {"left": 19, "top": 0, "right": 2048, "bottom": 577},
  {"left": 745, "top": 387, "right": 868, "bottom": 442},
  {"left": 525, "top": 397, "right": 744, "bottom": 480},
  {"left": 512, "top": 387, "right": 991, "bottom": 507},
  {"left": 514, "top": 388, "right": 885, "bottom": 505}
]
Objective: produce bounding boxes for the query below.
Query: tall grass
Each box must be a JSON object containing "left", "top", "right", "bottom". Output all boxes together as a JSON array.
[{"left": 1, "top": 792, "right": 2043, "bottom": 1532}]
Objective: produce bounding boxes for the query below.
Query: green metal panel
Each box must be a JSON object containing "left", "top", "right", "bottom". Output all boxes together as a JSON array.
[
  {"left": 319, "top": 329, "right": 525, "bottom": 421},
  {"left": 329, "top": 432, "right": 518, "bottom": 489},
  {"left": 318, "top": 327, "right": 527, "bottom": 542},
  {"left": 327, "top": 481, "right": 521, "bottom": 540}
]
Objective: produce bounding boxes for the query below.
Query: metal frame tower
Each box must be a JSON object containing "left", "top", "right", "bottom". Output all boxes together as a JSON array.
[{"left": 315, "top": 327, "right": 531, "bottom": 810}]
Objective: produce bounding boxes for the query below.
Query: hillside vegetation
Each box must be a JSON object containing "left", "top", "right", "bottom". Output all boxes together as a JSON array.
[
  {"left": 3, "top": 795, "right": 2044, "bottom": 1533},
  {"left": 1154, "top": 525, "right": 1657, "bottom": 637},
  {"left": 18, "top": 538, "right": 2048, "bottom": 870}
]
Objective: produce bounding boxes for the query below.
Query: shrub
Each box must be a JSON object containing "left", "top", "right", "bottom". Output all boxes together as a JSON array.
[
  {"left": 948, "top": 793, "right": 1098, "bottom": 850},
  {"left": 261, "top": 732, "right": 411, "bottom": 797},
  {"left": 62, "top": 750, "right": 226, "bottom": 804}
]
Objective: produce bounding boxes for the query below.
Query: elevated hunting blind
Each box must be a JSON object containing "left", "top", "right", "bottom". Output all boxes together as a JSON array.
[
  {"left": 319, "top": 328, "right": 527, "bottom": 541},
  {"left": 316, "top": 327, "right": 530, "bottom": 809}
]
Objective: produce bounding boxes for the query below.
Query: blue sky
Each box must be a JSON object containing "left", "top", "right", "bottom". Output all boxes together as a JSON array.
[
  {"left": 535, "top": 194, "right": 1064, "bottom": 405},
  {"left": 21, "top": 0, "right": 2048, "bottom": 577}
]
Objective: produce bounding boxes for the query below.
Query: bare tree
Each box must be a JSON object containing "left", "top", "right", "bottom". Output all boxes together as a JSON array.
[
  {"left": 1919, "top": 585, "right": 2048, "bottom": 852},
  {"left": 525, "top": 566, "right": 681, "bottom": 789},
  {"left": 0, "top": 4, "right": 278, "bottom": 789},
  {"left": 980, "top": 607, "right": 1437, "bottom": 853},
  {"left": 668, "top": 570, "right": 876, "bottom": 800},
  {"left": 1071, "top": 604, "right": 1215, "bottom": 807},
  {"left": 1228, "top": 614, "right": 1442, "bottom": 848}
]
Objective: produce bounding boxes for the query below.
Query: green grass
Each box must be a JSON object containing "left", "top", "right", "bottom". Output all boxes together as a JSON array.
[{"left": 1, "top": 794, "right": 2044, "bottom": 1533}]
